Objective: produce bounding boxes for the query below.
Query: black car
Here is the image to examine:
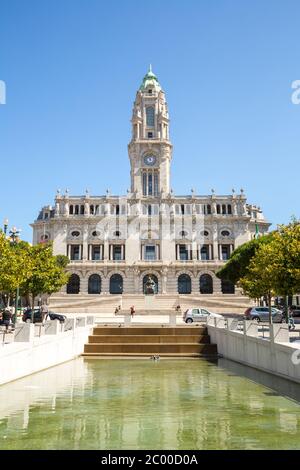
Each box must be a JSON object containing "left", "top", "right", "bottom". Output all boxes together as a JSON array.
[{"left": 22, "top": 308, "right": 66, "bottom": 323}]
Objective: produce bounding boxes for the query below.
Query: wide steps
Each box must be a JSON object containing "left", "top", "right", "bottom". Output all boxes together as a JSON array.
[
  {"left": 84, "top": 343, "right": 217, "bottom": 355},
  {"left": 88, "top": 334, "right": 210, "bottom": 344},
  {"left": 83, "top": 325, "right": 217, "bottom": 358},
  {"left": 83, "top": 353, "right": 212, "bottom": 358},
  {"left": 92, "top": 326, "right": 207, "bottom": 336}
]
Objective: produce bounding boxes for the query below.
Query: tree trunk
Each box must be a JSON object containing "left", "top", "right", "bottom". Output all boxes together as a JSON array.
[
  {"left": 31, "top": 294, "right": 35, "bottom": 323},
  {"left": 285, "top": 294, "right": 289, "bottom": 324},
  {"left": 268, "top": 293, "right": 273, "bottom": 324}
]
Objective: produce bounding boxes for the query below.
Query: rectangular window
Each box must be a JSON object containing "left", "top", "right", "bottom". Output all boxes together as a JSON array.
[
  {"left": 179, "top": 245, "right": 189, "bottom": 261},
  {"left": 200, "top": 245, "right": 209, "bottom": 260},
  {"left": 113, "top": 245, "right": 122, "bottom": 261},
  {"left": 148, "top": 173, "right": 153, "bottom": 196},
  {"left": 143, "top": 172, "right": 147, "bottom": 196},
  {"left": 154, "top": 172, "right": 159, "bottom": 196},
  {"left": 148, "top": 132, "right": 153, "bottom": 138},
  {"left": 92, "top": 245, "right": 101, "bottom": 261},
  {"left": 146, "top": 107, "right": 155, "bottom": 127},
  {"left": 221, "top": 245, "right": 230, "bottom": 261},
  {"left": 70, "top": 245, "right": 80, "bottom": 260},
  {"left": 144, "top": 245, "right": 156, "bottom": 261}
]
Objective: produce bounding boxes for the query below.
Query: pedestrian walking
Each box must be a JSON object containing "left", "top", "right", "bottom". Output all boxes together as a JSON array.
[
  {"left": 288, "top": 306, "right": 295, "bottom": 330},
  {"left": 130, "top": 305, "right": 135, "bottom": 318},
  {"left": 40, "top": 302, "right": 49, "bottom": 323}
]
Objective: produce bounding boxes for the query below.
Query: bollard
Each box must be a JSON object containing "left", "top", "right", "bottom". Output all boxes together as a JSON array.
[
  {"left": 244, "top": 320, "right": 258, "bottom": 337},
  {"left": 76, "top": 317, "right": 87, "bottom": 328},
  {"left": 124, "top": 313, "right": 131, "bottom": 326},
  {"left": 227, "top": 318, "right": 240, "bottom": 331},
  {"left": 86, "top": 315, "right": 94, "bottom": 326},
  {"left": 64, "top": 318, "right": 76, "bottom": 332},
  {"left": 270, "top": 323, "right": 289, "bottom": 343},
  {"left": 44, "top": 320, "right": 60, "bottom": 335},
  {"left": 14, "top": 323, "right": 35, "bottom": 342},
  {"left": 215, "top": 317, "right": 226, "bottom": 328}
]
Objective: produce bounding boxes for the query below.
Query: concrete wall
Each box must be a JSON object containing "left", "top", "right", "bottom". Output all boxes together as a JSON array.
[
  {"left": 208, "top": 318, "right": 300, "bottom": 384},
  {"left": 0, "top": 319, "right": 94, "bottom": 386}
]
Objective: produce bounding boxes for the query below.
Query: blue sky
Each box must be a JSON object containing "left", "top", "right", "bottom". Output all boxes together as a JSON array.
[{"left": 0, "top": 0, "right": 299, "bottom": 241}]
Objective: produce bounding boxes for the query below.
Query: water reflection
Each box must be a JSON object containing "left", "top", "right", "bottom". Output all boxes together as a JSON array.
[{"left": 0, "top": 358, "right": 299, "bottom": 450}]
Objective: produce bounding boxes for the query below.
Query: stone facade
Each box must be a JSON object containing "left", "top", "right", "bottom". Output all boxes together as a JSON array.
[{"left": 31, "top": 68, "right": 270, "bottom": 299}]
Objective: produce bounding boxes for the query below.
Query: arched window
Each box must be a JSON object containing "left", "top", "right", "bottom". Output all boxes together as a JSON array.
[
  {"left": 199, "top": 274, "right": 213, "bottom": 294},
  {"left": 88, "top": 274, "right": 101, "bottom": 294},
  {"left": 221, "top": 279, "right": 235, "bottom": 294},
  {"left": 178, "top": 274, "right": 191, "bottom": 294},
  {"left": 110, "top": 274, "right": 123, "bottom": 294},
  {"left": 67, "top": 274, "right": 80, "bottom": 294},
  {"left": 69, "top": 205, "right": 74, "bottom": 215},
  {"left": 217, "top": 204, "right": 221, "bottom": 214},
  {"left": 146, "top": 106, "right": 155, "bottom": 127}
]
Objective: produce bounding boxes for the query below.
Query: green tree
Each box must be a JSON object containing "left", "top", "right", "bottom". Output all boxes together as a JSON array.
[
  {"left": 239, "top": 242, "right": 281, "bottom": 323},
  {"left": 21, "top": 243, "right": 70, "bottom": 310},
  {"left": 216, "top": 234, "right": 273, "bottom": 285},
  {"left": 238, "top": 221, "right": 300, "bottom": 323},
  {"left": 268, "top": 222, "right": 300, "bottom": 318},
  {"left": 0, "top": 234, "right": 32, "bottom": 306}
]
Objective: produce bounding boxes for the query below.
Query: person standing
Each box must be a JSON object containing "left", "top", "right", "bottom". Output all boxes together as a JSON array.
[
  {"left": 130, "top": 305, "right": 135, "bottom": 318},
  {"left": 40, "top": 302, "right": 49, "bottom": 323}
]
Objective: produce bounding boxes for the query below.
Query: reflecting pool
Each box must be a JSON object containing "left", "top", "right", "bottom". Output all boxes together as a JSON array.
[{"left": 0, "top": 358, "right": 300, "bottom": 450}]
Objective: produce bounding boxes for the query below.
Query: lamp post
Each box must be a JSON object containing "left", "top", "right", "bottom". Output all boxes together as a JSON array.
[
  {"left": 3, "top": 218, "right": 8, "bottom": 235},
  {"left": 9, "top": 226, "right": 21, "bottom": 325}
]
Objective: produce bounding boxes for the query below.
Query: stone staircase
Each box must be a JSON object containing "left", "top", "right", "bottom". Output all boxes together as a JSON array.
[
  {"left": 82, "top": 325, "right": 218, "bottom": 357},
  {"left": 50, "top": 293, "right": 253, "bottom": 314}
]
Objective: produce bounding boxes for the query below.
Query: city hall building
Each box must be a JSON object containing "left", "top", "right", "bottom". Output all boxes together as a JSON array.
[{"left": 32, "top": 68, "right": 270, "bottom": 311}]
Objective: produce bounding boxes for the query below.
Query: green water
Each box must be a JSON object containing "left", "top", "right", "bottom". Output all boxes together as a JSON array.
[{"left": 0, "top": 358, "right": 300, "bottom": 450}]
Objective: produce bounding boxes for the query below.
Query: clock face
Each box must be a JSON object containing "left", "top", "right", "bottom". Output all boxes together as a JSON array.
[{"left": 144, "top": 155, "right": 156, "bottom": 166}]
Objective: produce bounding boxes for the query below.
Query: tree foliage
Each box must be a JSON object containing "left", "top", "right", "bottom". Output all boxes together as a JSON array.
[
  {"left": 0, "top": 234, "right": 32, "bottom": 300},
  {"left": 0, "top": 235, "right": 69, "bottom": 306},
  {"left": 216, "top": 234, "right": 273, "bottom": 284},
  {"left": 218, "top": 221, "right": 300, "bottom": 321},
  {"left": 21, "top": 243, "right": 70, "bottom": 306}
]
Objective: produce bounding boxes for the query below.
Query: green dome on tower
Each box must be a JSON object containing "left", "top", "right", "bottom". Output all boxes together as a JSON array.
[{"left": 139, "top": 65, "right": 161, "bottom": 91}]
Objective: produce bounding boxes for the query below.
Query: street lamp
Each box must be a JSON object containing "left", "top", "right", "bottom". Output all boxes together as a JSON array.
[
  {"left": 3, "top": 218, "right": 8, "bottom": 235},
  {"left": 9, "top": 226, "right": 21, "bottom": 325}
]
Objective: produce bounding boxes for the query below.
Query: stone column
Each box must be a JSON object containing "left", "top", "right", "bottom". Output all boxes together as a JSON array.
[
  {"left": 14, "top": 323, "right": 35, "bottom": 342},
  {"left": 104, "top": 241, "right": 109, "bottom": 261},
  {"left": 82, "top": 226, "right": 88, "bottom": 261}
]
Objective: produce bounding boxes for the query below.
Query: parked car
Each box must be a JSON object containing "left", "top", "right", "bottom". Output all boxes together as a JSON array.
[
  {"left": 244, "top": 307, "right": 283, "bottom": 323},
  {"left": 22, "top": 308, "right": 66, "bottom": 324},
  {"left": 183, "top": 308, "right": 223, "bottom": 324}
]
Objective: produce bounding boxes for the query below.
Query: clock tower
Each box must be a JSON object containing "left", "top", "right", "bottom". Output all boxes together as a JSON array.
[{"left": 128, "top": 66, "right": 173, "bottom": 197}]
